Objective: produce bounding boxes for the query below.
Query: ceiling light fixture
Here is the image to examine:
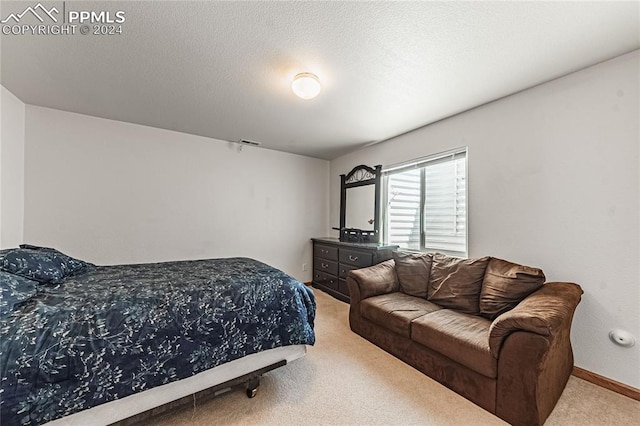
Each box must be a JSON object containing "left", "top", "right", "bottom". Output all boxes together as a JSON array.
[{"left": 291, "top": 72, "right": 321, "bottom": 100}]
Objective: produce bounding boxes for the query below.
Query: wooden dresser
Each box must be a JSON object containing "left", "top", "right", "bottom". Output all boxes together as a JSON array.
[{"left": 311, "top": 237, "right": 398, "bottom": 302}]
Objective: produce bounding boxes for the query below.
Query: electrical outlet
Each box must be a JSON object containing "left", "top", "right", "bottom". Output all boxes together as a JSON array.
[{"left": 302, "top": 263, "right": 308, "bottom": 271}]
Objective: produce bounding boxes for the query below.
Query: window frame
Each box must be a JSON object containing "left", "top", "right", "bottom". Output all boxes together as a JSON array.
[{"left": 382, "top": 147, "right": 468, "bottom": 257}]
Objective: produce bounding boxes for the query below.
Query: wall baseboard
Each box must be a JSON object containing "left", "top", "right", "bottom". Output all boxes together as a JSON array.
[
  {"left": 572, "top": 366, "right": 640, "bottom": 401},
  {"left": 304, "top": 281, "right": 312, "bottom": 287}
]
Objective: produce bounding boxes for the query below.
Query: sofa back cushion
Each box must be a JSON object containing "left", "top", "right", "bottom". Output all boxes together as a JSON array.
[
  {"left": 480, "top": 257, "right": 545, "bottom": 320},
  {"left": 427, "top": 254, "right": 490, "bottom": 315},
  {"left": 393, "top": 251, "right": 432, "bottom": 298}
]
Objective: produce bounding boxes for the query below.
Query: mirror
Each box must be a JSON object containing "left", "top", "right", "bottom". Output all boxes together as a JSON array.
[
  {"left": 339, "top": 165, "right": 382, "bottom": 243},
  {"left": 345, "top": 185, "right": 375, "bottom": 230}
]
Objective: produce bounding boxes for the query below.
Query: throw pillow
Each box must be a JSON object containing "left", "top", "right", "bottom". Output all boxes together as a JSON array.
[
  {"left": 393, "top": 251, "right": 432, "bottom": 298},
  {"left": 480, "top": 257, "right": 545, "bottom": 320},
  {"left": 427, "top": 253, "right": 490, "bottom": 315}
]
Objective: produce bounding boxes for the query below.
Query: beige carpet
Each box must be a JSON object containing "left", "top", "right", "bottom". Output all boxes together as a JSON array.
[{"left": 142, "top": 290, "right": 640, "bottom": 425}]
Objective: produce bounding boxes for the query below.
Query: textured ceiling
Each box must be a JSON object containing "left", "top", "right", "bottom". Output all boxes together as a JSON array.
[{"left": 1, "top": 1, "right": 638, "bottom": 159}]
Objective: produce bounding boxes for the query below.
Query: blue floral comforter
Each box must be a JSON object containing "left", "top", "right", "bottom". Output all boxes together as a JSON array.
[{"left": 0, "top": 257, "right": 316, "bottom": 425}]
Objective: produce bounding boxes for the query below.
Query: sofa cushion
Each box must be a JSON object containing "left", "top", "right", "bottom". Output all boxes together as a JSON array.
[
  {"left": 480, "top": 257, "right": 546, "bottom": 320},
  {"left": 427, "top": 254, "right": 490, "bottom": 315},
  {"left": 393, "top": 251, "right": 432, "bottom": 298},
  {"left": 361, "top": 292, "right": 443, "bottom": 338},
  {"left": 411, "top": 309, "right": 496, "bottom": 378}
]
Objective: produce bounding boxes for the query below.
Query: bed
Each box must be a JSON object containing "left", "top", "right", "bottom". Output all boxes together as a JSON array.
[{"left": 0, "top": 247, "right": 316, "bottom": 426}]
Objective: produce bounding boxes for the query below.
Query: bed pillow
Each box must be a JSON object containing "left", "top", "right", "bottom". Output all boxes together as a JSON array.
[
  {"left": 1, "top": 247, "right": 92, "bottom": 284},
  {"left": 0, "top": 271, "right": 38, "bottom": 316},
  {"left": 19, "top": 244, "right": 92, "bottom": 275},
  {"left": 427, "top": 253, "right": 490, "bottom": 315},
  {"left": 393, "top": 251, "right": 432, "bottom": 298},
  {"left": 480, "top": 257, "right": 546, "bottom": 320}
]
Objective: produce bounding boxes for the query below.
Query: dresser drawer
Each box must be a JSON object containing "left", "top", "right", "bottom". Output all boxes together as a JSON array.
[
  {"left": 325, "top": 274, "right": 338, "bottom": 291},
  {"left": 339, "top": 264, "right": 360, "bottom": 279},
  {"left": 314, "top": 257, "right": 338, "bottom": 276},
  {"left": 314, "top": 244, "right": 338, "bottom": 261},
  {"left": 339, "top": 249, "right": 373, "bottom": 268},
  {"left": 313, "top": 269, "right": 326, "bottom": 285},
  {"left": 314, "top": 270, "right": 338, "bottom": 290}
]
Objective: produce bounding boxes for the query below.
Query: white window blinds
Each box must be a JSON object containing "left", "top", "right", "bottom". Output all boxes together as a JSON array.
[{"left": 383, "top": 149, "right": 467, "bottom": 256}]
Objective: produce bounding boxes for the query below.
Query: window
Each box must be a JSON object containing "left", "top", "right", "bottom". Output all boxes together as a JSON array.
[{"left": 383, "top": 148, "right": 467, "bottom": 256}]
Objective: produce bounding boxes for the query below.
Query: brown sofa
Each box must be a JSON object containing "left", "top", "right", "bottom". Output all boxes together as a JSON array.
[{"left": 347, "top": 253, "right": 583, "bottom": 426}]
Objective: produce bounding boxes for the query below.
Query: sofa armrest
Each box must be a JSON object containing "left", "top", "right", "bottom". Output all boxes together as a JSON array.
[
  {"left": 489, "top": 282, "right": 583, "bottom": 358},
  {"left": 346, "top": 259, "right": 398, "bottom": 303}
]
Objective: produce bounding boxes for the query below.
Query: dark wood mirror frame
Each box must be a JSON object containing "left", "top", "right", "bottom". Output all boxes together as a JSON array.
[{"left": 339, "top": 164, "right": 382, "bottom": 243}]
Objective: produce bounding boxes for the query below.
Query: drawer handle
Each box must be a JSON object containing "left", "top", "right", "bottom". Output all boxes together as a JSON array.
[
  {"left": 321, "top": 263, "right": 329, "bottom": 269},
  {"left": 349, "top": 255, "right": 358, "bottom": 262}
]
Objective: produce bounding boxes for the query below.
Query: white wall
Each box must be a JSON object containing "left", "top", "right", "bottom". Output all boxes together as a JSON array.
[
  {"left": 23, "top": 106, "right": 329, "bottom": 282},
  {"left": 331, "top": 51, "right": 640, "bottom": 388},
  {"left": 0, "top": 86, "right": 26, "bottom": 248}
]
